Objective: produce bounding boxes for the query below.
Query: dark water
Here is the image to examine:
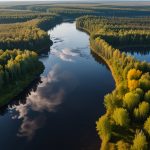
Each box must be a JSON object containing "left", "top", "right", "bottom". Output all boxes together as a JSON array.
[
  {"left": 117, "top": 45, "right": 150, "bottom": 62},
  {"left": 0, "top": 22, "right": 115, "bottom": 150}
]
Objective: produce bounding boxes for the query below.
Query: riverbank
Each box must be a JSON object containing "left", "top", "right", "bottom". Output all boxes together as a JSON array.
[
  {"left": 0, "top": 15, "right": 63, "bottom": 53},
  {"left": 90, "top": 46, "right": 118, "bottom": 87},
  {"left": 76, "top": 16, "right": 150, "bottom": 149},
  {"left": 77, "top": 26, "right": 119, "bottom": 86},
  {"left": 0, "top": 15, "right": 63, "bottom": 107},
  {"left": 0, "top": 61, "right": 44, "bottom": 107}
]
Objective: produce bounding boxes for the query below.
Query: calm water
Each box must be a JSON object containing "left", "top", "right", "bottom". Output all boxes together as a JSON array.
[
  {"left": 118, "top": 46, "right": 150, "bottom": 62},
  {"left": 0, "top": 22, "right": 115, "bottom": 150}
]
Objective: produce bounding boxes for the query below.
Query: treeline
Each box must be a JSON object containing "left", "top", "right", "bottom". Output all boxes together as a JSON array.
[
  {"left": 36, "top": 15, "right": 62, "bottom": 31},
  {"left": 0, "top": 11, "right": 59, "bottom": 24},
  {"left": 102, "top": 33, "right": 150, "bottom": 47},
  {"left": 47, "top": 7, "right": 100, "bottom": 18},
  {"left": 0, "top": 10, "right": 63, "bottom": 106},
  {"left": 0, "top": 49, "right": 44, "bottom": 106},
  {"left": 7, "top": 3, "right": 150, "bottom": 17},
  {"left": 76, "top": 16, "right": 150, "bottom": 48},
  {"left": 76, "top": 16, "right": 150, "bottom": 32},
  {"left": 77, "top": 16, "right": 150, "bottom": 149},
  {"left": 0, "top": 11, "right": 42, "bottom": 24},
  {"left": 0, "top": 14, "right": 62, "bottom": 52}
]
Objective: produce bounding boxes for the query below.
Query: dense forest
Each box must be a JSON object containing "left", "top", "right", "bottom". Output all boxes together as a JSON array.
[
  {"left": 0, "top": 49, "right": 44, "bottom": 106},
  {"left": 1, "top": 2, "right": 150, "bottom": 149},
  {"left": 5, "top": 3, "right": 150, "bottom": 17},
  {"left": 77, "top": 16, "right": 150, "bottom": 150},
  {"left": 0, "top": 14, "right": 62, "bottom": 52},
  {"left": 0, "top": 10, "right": 62, "bottom": 106},
  {"left": 0, "top": 11, "right": 57, "bottom": 24},
  {"left": 77, "top": 16, "right": 150, "bottom": 48}
]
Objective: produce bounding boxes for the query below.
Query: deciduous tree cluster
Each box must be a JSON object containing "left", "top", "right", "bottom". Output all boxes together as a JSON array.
[{"left": 77, "top": 16, "right": 150, "bottom": 149}]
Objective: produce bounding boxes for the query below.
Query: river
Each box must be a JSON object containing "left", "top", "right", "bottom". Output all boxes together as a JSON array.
[{"left": 0, "top": 22, "right": 115, "bottom": 150}]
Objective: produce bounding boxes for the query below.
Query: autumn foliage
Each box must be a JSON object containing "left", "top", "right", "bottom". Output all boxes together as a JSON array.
[{"left": 77, "top": 16, "right": 150, "bottom": 149}]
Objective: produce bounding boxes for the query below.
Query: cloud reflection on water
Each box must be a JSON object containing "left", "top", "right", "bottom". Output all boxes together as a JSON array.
[
  {"left": 51, "top": 48, "right": 79, "bottom": 62},
  {"left": 17, "top": 116, "right": 46, "bottom": 140},
  {"left": 9, "top": 64, "right": 77, "bottom": 140},
  {"left": 51, "top": 47, "right": 90, "bottom": 62}
]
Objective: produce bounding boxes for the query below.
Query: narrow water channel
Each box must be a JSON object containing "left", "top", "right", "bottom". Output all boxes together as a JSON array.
[{"left": 0, "top": 22, "right": 115, "bottom": 150}]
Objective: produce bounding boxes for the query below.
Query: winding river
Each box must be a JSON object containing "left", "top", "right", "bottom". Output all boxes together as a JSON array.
[{"left": 0, "top": 21, "right": 119, "bottom": 150}]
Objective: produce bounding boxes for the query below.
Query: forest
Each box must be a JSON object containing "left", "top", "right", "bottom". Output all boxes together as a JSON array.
[
  {"left": 0, "top": 2, "right": 150, "bottom": 149},
  {"left": 0, "top": 13, "right": 62, "bottom": 52},
  {"left": 0, "top": 49, "right": 44, "bottom": 106},
  {"left": 5, "top": 3, "right": 150, "bottom": 17},
  {"left": 0, "top": 11, "right": 55, "bottom": 24},
  {"left": 0, "top": 10, "right": 62, "bottom": 106},
  {"left": 76, "top": 16, "right": 150, "bottom": 150}
]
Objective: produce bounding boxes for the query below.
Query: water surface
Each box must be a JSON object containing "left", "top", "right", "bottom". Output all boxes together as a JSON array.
[
  {"left": 117, "top": 45, "right": 150, "bottom": 62},
  {"left": 0, "top": 22, "right": 115, "bottom": 150}
]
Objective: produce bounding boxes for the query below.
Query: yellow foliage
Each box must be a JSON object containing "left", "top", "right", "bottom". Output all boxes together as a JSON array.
[
  {"left": 96, "top": 115, "right": 112, "bottom": 142},
  {"left": 127, "top": 69, "right": 142, "bottom": 80},
  {"left": 131, "top": 130, "right": 147, "bottom": 150},
  {"left": 117, "top": 140, "right": 130, "bottom": 150},
  {"left": 101, "top": 141, "right": 116, "bottom": 150},
  {"left": 128, "top": 79, "right": 139, "bottom": 91},
  {"left": 127, "top": 69, "right": 142, "bottom": 91}
]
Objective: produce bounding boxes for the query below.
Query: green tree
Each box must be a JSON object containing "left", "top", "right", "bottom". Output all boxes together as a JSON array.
[
  {"left": 144, "top": 116, "right": 150, "bottom": 135},
  {"left": 134, "top": 101, "right": 150, "bottom": 119},
  {"left": 117, "top": 140, "right": 130, "bottom": 150},
  {"left": 112, "top": 108, "right": 130, "bottom": 127},
  {"left": 104, "top": 92, "right": 122, "bottom": 112},
  {"left": 124, "top": 92, "right": 140, "bottom": 110},
  {"left": 139, "top": 73, "right": 150, "bottom": 91},
  {"left": 96, "top": 115, "right": 112, "bottom": 142},
  {"left": 131, "top": 130, "right": 147, "bottom": 150},
  {"left": 144, "top": 90, "right": 150, "bottom": 103},
  {"left": 135, "top": 88, "right": 144, "bottom": 99}
]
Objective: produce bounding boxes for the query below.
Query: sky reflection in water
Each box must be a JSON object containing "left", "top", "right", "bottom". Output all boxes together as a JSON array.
[
  {"left": 0, "top": 22, "right": 115, "bottom": 150},
  {"left": 9, "top": 64, "right": 77, "bottom": 140}
]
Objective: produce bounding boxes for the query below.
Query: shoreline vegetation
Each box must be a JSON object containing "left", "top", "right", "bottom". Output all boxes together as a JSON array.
[
  {"left": 0, "top": 13, "right": 62, "bottom": 107},
  {"left": 0, "top": 49, "right": 44, "bottom": 107},
  {"left": 1, "top": 3, "right": 150, "bottom": 149},
  {"left": 76, "top": 16, "right": 150, "bottom": 149},
  {"left": 0, "top": 14, "right": 62, "bottom": 52}
]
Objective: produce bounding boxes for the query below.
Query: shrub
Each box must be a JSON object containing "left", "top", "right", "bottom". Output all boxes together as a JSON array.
[{"left": 112, "top": 108, "right": 130, "bottom": 127}]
